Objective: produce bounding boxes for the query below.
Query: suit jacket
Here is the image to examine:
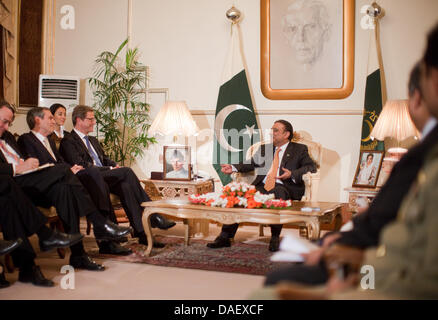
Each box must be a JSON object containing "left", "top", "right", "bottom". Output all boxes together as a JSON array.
[
  {"left": 18, "top": 132, "right": 65, "bottom": 166},
  {"left": 363, "top": 140, "right": 438, "bottom": 299},
  {"left": 0, "top": 131, "right": 26, "bottom": 176},
  {"left": 337, "top": 124, "right": 438, "bottom": 249},
  {"left": 235, "top": 142, "right": 317, "bottom": 200},
  {"left": 59, "top": 130, "right": 116, "bottom": 169}
]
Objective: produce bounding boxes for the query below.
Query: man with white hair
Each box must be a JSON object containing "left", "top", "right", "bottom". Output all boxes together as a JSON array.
[{"left": 281, "top": 0, "right": 331, "bottom": 67}]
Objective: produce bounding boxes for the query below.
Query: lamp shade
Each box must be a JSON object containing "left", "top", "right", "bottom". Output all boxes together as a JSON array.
[
  {"left": 148, "top": 101, "right": 199, "bottom": 137},
  {"left": 370, "top": 99, "right": 420, "bottom": 141}
]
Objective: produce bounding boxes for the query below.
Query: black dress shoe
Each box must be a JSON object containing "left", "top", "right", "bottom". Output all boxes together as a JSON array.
[
  {"left": 18, "top": 265, "right": 54, "bottom": 287},
  {"left": 150, "top": 214, "right": 176, "bottom": 230},
  {"left": 99, "top": 241, "right": 133, "bottom": 256},
  {"left": 0, "top": 264, "right": 10, "bottom": 289},
  {"left": 269, "top": 236, "right": 280, "bottom": 252},
  {"left": 206, "top": 236, "right": 231, "bottom": 249},
  {"left": 93, "top": 220, "right": 133, "bottom": 241},
  {"left": 70, "top": 254, "right": 105, "bottom": 271},
  {"left": 0, "top": 238, "right": 23, "bottom": 256},
  {"left": 39, "top": 231, "right": 84, "bottom": 252}
]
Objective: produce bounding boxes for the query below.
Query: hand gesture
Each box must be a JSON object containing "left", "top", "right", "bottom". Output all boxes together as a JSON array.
[
  {"left": 15, "top": 158, "right": 39, "bottom": 174},
  {"left": 277, "top": 167, "right": 291, "bottom": 180},
  {"left": 221, "top": 164, "right": 233, "bottom": 175}
]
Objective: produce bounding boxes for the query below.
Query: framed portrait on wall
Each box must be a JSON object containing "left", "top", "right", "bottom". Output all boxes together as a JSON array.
[
  {"left": 260, "top": 0, "right": 355, "bottom": 100},
  {"left": 352, "top": 150, "right": 384, "bottom": 188},
  {"left": 163, "top": 146, "right": 191, "bottom": 181}
]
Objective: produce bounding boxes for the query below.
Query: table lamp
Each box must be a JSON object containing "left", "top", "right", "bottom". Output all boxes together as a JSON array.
[
  {"left": 148, "top": 101, "right": 199, "bottom": 179},
  {"left": 370, "top": 99, "right": 419, "bottom": 186},
  {"left": 370, "top": 99, "right": 420, "bottom": 158}
]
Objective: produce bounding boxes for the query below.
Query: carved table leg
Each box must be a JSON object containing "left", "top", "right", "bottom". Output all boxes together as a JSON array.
[
  {"left": 183, "top": 219, "right": 190, "bottom": 246},
  {"left": 142, "top": 210, "right": 154, "bottom": 256},
  {"left": 305, "top": 218, "right": 321, "bottom": 240}
]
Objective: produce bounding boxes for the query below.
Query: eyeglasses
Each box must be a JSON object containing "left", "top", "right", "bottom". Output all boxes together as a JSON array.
[
  {"left": 84, "top": 117, "right": 96, "bottom": 122},
  {"left": 0, "top": 117, "right": 13, "bottom": 127}
]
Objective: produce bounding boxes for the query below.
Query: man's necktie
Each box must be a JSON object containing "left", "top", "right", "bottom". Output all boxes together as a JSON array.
[
  {"left": 264, "top": 147, "right": 281, "bottom": 191},
  {"left": 0, "top": 139, "right": 20, "bottom": 165},
  {"left": 43, "top": 137, "right": 57, "bottom": 160},
  {"left": 84, "top": 136, "right": 103, "bottom": 167}
]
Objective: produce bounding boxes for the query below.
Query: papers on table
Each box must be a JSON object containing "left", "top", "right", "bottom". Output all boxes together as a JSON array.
[{"left": 270, "top": 234, "right": 319, "bottom": 263}]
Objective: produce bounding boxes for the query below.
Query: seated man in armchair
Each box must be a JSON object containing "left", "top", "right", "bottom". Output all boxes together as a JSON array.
[{"left": 207, "top": 120, "right": 317, "bottom": 252}]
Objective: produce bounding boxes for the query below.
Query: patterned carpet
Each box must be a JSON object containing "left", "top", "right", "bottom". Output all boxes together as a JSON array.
[{"left": 89, "top": 236, "right": 293, "bottom": 276}]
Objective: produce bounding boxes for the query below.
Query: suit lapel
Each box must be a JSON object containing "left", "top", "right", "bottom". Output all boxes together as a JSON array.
[
  {"left": 280, "top": 142, "right": 293, "bottom": 170},
  {"left": 71, "top": 130, "right": 93, "bottom": 161},
  {"left": 29, "top": 132, "right": 57, "bottom": 162},
  {"left": 2, "top": 132, "right": 25, "bottom": 158}
]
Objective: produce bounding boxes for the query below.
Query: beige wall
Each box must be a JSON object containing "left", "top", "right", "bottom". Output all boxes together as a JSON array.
[{"left": 11, "top": 0, "right": 438, "bottom": 202}]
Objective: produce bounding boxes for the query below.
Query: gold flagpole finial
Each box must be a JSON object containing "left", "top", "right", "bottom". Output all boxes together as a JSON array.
[
  {"left": 367, "top": 2, "right": 384, "bottom": 21},
  {"left": 226, "top": 6, "right": 242, "bottom": 24}
]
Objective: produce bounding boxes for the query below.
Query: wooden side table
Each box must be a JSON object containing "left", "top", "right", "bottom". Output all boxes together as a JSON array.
[
  {"left": 344, "top": 187, "right": 380, "bottom": 213},
  {"left": 141, "top": 178, "right": 214, "bottom": 237}
]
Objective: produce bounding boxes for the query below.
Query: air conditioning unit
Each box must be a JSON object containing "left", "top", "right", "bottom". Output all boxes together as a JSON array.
[{"left": 38, "top": 75, "right": 80, "bottom": 112}]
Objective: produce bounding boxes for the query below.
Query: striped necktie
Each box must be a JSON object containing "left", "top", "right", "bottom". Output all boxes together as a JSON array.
[
  {"left": 0, "top": 139, "right": 21, "bottom": 164},
  {"left": 84, "top": 136, "right": 103, "bottom": 167}
]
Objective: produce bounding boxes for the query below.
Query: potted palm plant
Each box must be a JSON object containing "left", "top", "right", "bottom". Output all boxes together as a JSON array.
[{"left": 88, "top": 39, "right": 156, "bottom": 166}]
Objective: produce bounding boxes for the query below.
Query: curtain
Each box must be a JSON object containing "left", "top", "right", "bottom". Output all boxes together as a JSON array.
[{"left": 0, "top": 0, "right": 16, "bottom": 104}]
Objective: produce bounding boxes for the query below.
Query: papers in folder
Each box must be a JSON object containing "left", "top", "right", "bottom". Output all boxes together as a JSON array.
[
  {"left": 270, "top": 234, "right": 319, "bottom": 263},
  {"left": 16, "top": 163, "right": 54, "bottom": 176}
]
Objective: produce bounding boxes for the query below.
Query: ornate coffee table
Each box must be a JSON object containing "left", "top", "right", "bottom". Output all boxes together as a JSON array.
[{"left": 141, "top": 199, "right": 344, "bottom": 256}]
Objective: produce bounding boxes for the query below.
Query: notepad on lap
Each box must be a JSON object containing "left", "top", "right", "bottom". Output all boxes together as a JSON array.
[
  {"left": 270, "top": 234, "right": 319, "bottom": 262},
  {"left": 16, "top": 163, "right": 55, "bottom": 176}
]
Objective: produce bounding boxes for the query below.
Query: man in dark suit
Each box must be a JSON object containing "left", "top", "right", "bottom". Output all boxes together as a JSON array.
[
  {"left": 0, "top": 101, "right": 132, "bottom": 272},
  {"left": 264, "top": 61, "right": 438, "bottom": 286},
  {"left": 208, "top": 119, "right": 317, "bottom": 252},
  {"left": 0, "top": 175, "right": 86, "bottom": 287},
  {"left": 18, "top": 107, "right": 132, "bottom": 256},
  {"left": 59, "top": 105, "right": 176, "bottom": 247}
]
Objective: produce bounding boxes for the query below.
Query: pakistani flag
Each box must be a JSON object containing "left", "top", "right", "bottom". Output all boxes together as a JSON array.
[
  {"left": 213, "top": 24, "right": 259, "bottom": 186},
  {"left": 360, "top": 26, "right": 385, "bottom": 151}
]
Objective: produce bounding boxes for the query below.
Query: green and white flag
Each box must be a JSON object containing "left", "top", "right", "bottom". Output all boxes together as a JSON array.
[
  {"left": 360, "top": 25, "right": 385, "bottom": 151},
  {"left": 213, "top": 24, "right": 259, "bottom": 186}
]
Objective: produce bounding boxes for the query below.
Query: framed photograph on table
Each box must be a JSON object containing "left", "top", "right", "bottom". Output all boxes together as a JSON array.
[
  {"left": 353, "top": 150, "right": 384, "bottom": 188},
  {"left": 260, "top": 0, "right": 355, "bottom": 100},
  {"left": 163, "top": 146, "right": 191, "bottom": 181}
]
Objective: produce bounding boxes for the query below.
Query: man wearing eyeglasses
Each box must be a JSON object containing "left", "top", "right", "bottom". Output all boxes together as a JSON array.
[{"left": 60, "top": 105, "right": 176, "bottom": 248}]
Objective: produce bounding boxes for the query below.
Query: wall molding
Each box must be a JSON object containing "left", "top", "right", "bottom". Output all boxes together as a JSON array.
[{"left": 191, "top": 109, "right": 363, "bottom": 116}]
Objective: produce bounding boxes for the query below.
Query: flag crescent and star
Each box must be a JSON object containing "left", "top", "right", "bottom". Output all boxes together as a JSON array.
[{"left": 213, "top": 23, "right": 259, "bottom": 185}]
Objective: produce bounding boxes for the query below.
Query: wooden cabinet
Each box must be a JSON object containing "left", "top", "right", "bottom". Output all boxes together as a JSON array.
[{"left": 344, "top": 187, "right": 380, "bottom": 213}]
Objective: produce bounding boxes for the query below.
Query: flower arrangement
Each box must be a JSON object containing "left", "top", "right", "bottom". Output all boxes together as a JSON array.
[{"left": 188, "top": 181, "right": 293, "bottom": 209}]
